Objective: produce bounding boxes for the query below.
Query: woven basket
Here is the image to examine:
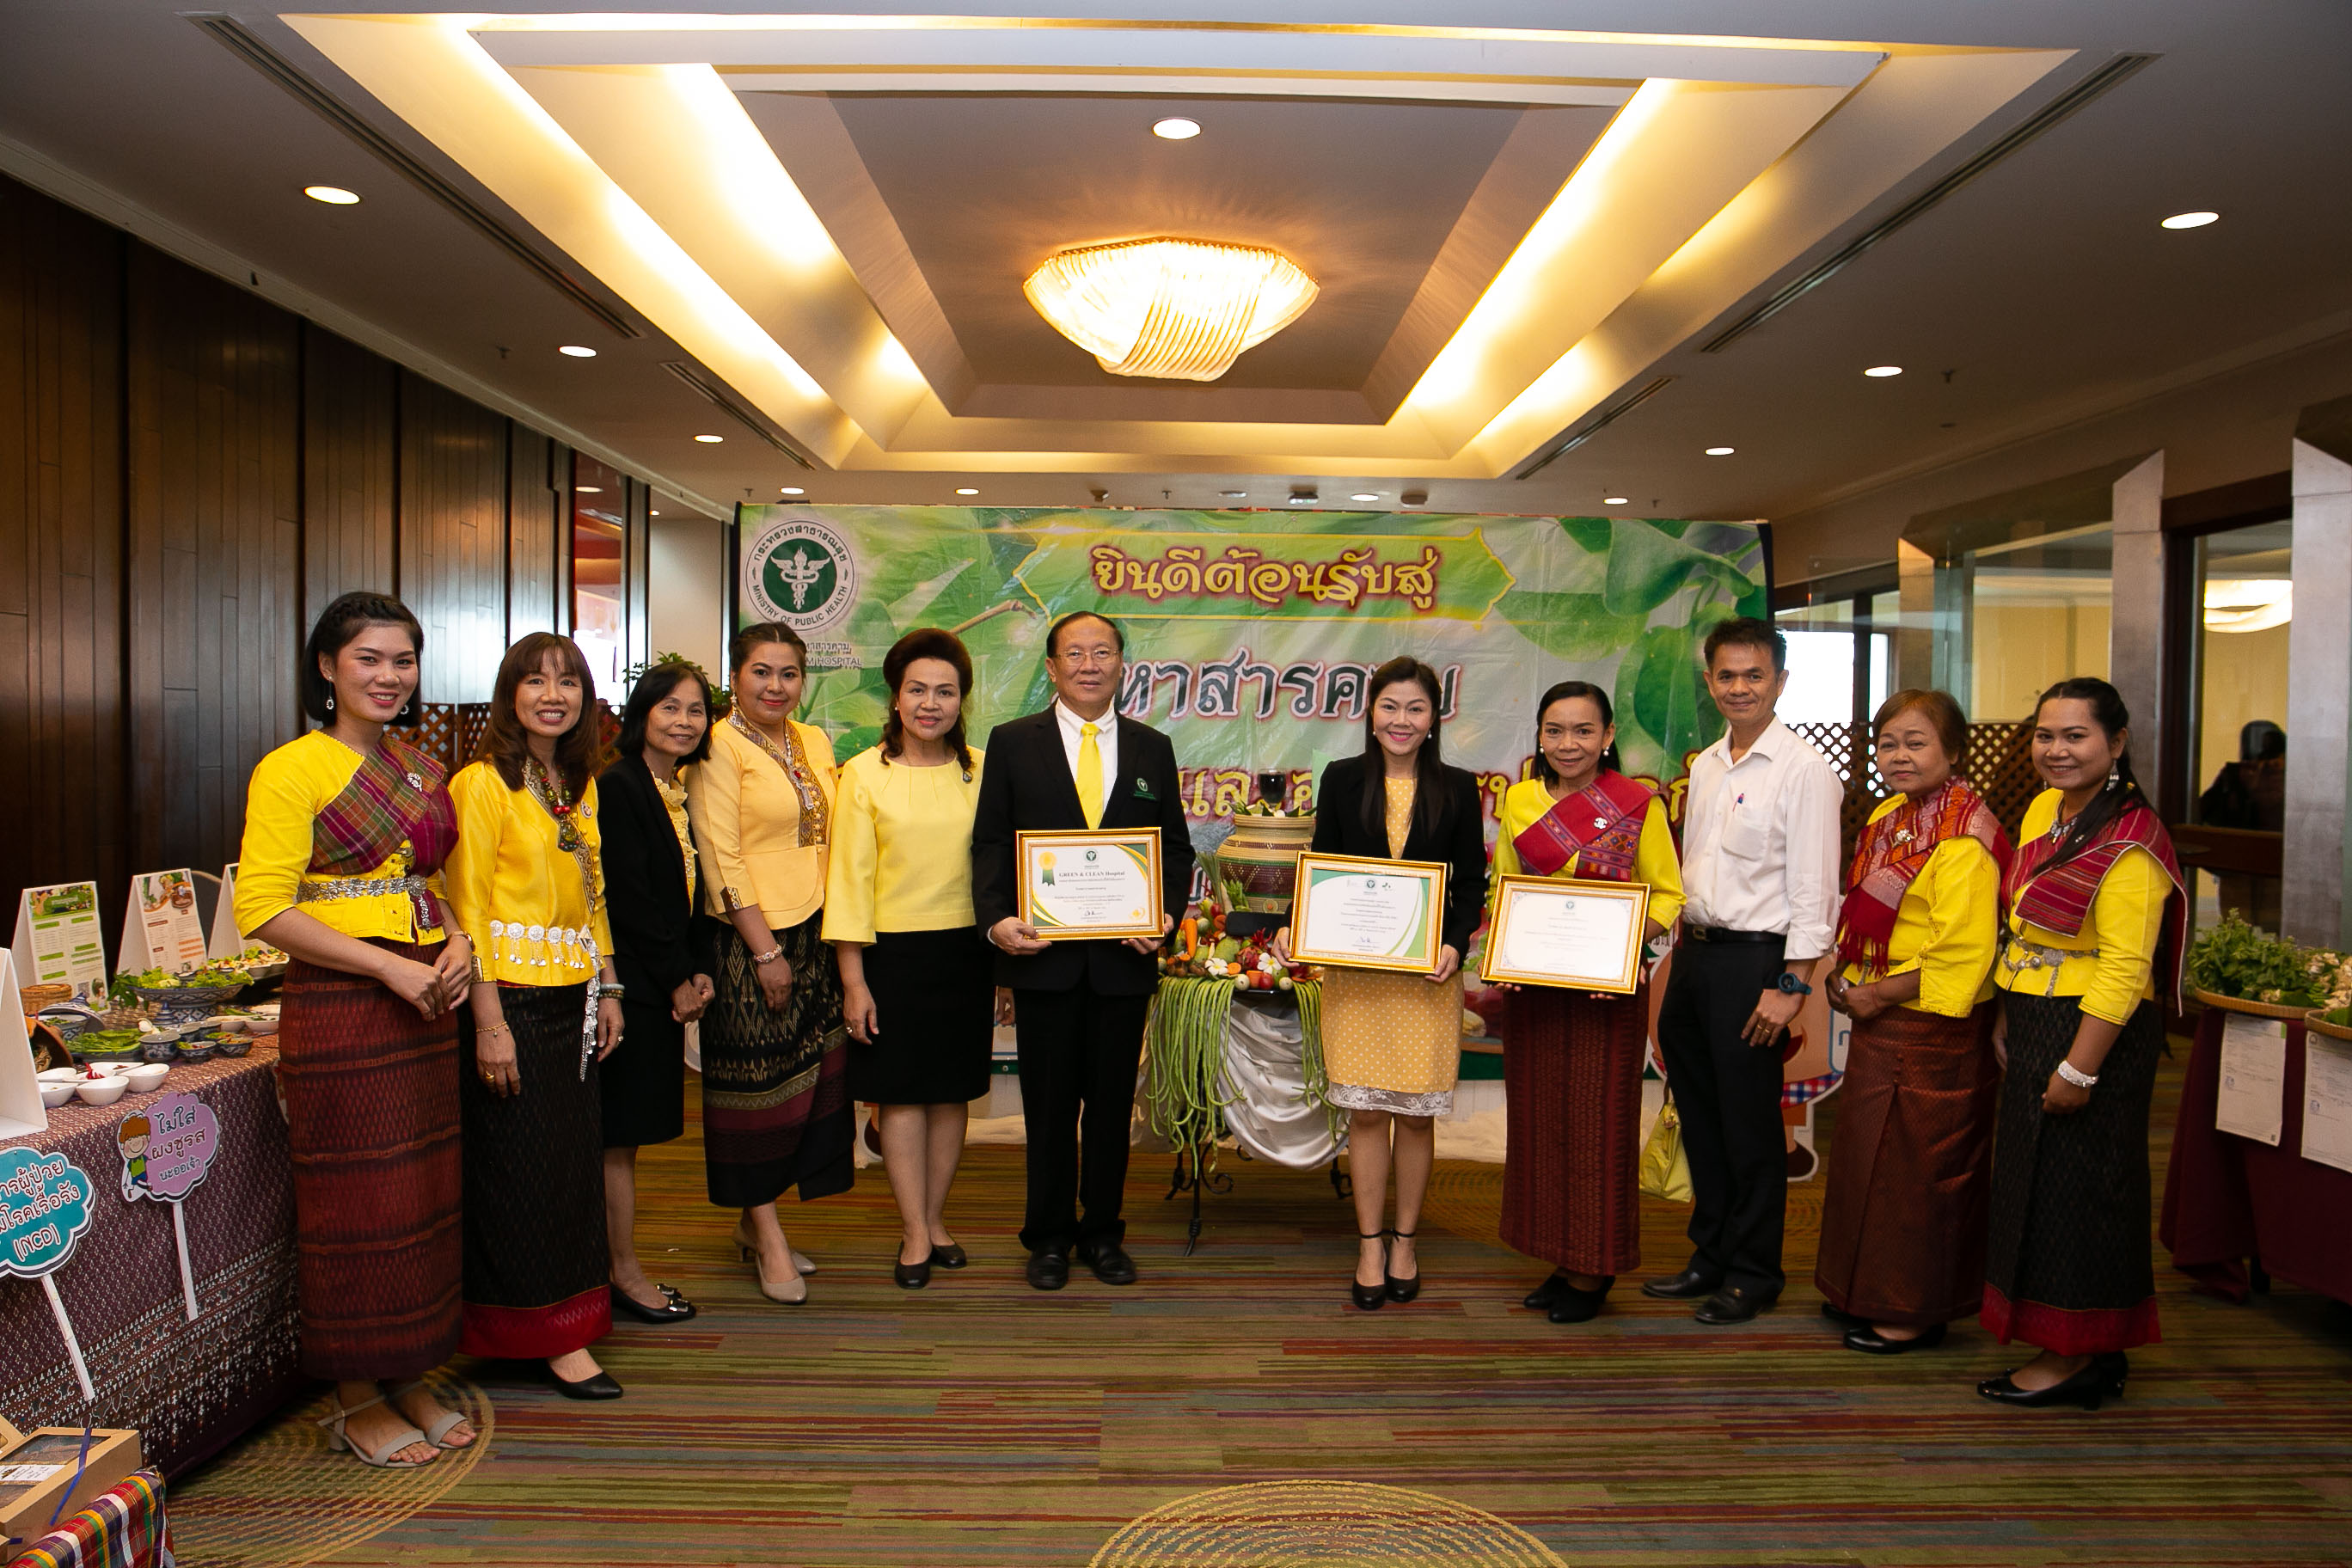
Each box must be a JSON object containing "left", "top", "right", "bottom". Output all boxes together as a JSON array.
[
  {"left": 2193, "top": 988, "right": 2316, "bottom": 1020},
  {"left": 2304, "top": 1010, "right": 2352, "bottom": 1043}
]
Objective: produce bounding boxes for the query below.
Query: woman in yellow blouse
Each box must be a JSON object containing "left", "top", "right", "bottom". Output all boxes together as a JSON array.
[
  {"left": 444, "top": 632, "right": 625, "bottom": 1400},
  {"left": 1818, "top": 690, "right": 2010, "bottom": 1356},
  {"left": 237, "top": 591, "right": 475, "bottom": 1468},
  {"left": 1978, "top": 677, "right": 2184, "bottom": 1412},
  {"left": 1488, "top": 682, "right": 1682, "bottom": 1325},
  {"left": 688, "top": 622, "right": 852, "bottom": 1305},
  {"left": 824, "top": 628, "right": 990, "bottom": 1290}
]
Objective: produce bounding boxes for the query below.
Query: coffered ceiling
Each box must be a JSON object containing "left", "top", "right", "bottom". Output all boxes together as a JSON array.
[{"left": 3, "top": 3, "right": 2349, "bottom": 530}]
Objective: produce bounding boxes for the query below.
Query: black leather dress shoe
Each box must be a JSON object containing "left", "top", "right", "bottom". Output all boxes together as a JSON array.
[
  {"left": 1075, "top": 1240, "right": 1138, "bottom": 1285},
  {"left": 1026, "top": 1247, "right": 1070, "bottom": 1291},
  {"left": 552, "top": 1368, "right": 624, "bottom": 1400},
  {"left": 929, "top": 1243, "right": 970, "bottom": 1270},
  {"left": 1641, "top": 1268, "right": 1723, "bottom": 1300},
  {"left": 1694, "top": 1285, "right": 1777, "bottom": 1325},
  {"left": 1977, "top": 1353, "right": 2127, "bottom": 1411},
  {"left": 894, "top": 1258, "right": 932, "bottom": 1289},
  {"left": 609, "top": 1283, "right": 696, "bottom": 1324},
  {"left": 1524, "top": 1271, "right": 1572, "bottom": 1310},
  {"left": 1844, "top": 1321, "right": 1946, "bottom": 1355}
]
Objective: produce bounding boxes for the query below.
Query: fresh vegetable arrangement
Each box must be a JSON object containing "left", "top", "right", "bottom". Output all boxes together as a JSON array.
[
  {"left": 2186, "top": 912, "right": 2345, "bottom": 1009},
  {"left": 1156, "top": 897, "right": 1320, "bottom": 989}
]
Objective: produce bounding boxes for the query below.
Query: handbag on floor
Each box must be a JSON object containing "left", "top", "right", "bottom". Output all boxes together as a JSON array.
[{"left": 1639, "top": 1091, "right": 1693, "bottom": 1204}]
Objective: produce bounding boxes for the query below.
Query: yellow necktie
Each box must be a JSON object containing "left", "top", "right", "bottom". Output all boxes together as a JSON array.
[{"left": 1076, "top": 721, "right": 1105, "bottom": 828}]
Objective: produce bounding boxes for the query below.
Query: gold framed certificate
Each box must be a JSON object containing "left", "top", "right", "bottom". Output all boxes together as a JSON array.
[
  {"left": 1289, "top": 852, "right": 1448, "bottom": 975},
  {"left": 1016, "top": 829, "right": 1165, "bottom": 941},
  {"left": 1479, "top": 875, "right": 1651, "bottom": 992}
]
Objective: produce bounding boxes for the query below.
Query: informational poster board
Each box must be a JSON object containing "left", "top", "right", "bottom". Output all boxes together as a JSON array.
[
  {"left": 2301, "top": 1032, "right": 2352, "bottom": 1174},
  {"left": 0, "top": 957, "right": 46, "bottom": 1140},
  {"left": 119, "top": 869, "right": 209, "bottom": 977},
  {"left": 2215, "top": 1014, "right": 2287, "bottom": 1146},
  {"left": 10, "top": 882, "right": 107, "bottom": 1003}
]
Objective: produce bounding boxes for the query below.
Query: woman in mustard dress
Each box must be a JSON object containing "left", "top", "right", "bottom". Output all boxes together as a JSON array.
[
  {"left": 824, "top": 628, "right": 991, "bottom": 1289},
  {"left": 1819, "top": 689, "right": 2010, "bottom": 1355},
  {"left": 1490, "top": 682, "right": 1682, "bottom": 1325},
  {"left": 1978, "top": 677, "right": 2184, "bottom": 1411},
  {"left": 1280, "top": 658, "right": 1487, "bottom": 1309},
  {"left": 444, "top": 632, "right": 626, "bottom": 1400},
  {"left": 237, "top": 591, "right": 476, "bottom": 1467},
  {"left": 689, "top": 622, "right": 853, "bottom": 1305}
]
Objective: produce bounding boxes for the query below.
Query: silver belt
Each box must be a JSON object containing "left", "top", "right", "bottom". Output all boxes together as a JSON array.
[
  {"left": 298, "top": 875, "right": 427, "bottom": 903},
  {"left": 2002, "top": 934, "right": 2098, "bottom": 996}
]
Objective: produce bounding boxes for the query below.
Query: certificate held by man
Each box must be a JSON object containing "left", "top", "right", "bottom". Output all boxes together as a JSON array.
[
  {"left": 1016, "top": 828, "right": 1165, "bottom": 941},
  {"left": 1289, "top": 851, "right": 1448, "bottom": 975},
  {"left": 1480, "top": 875, "right": 1651, "bottom": 992}
]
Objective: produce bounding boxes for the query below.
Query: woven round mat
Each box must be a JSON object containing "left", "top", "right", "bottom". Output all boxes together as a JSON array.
[
  {"left": 168, "top": 1371, "right": 493, "bottom": 1567},
  {"left": 1091, "top": 1480, "right": 1568, "bottom": 1566}
]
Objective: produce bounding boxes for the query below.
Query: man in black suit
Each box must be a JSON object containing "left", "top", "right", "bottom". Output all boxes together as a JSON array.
[{"left": 972, "top": 611, "right": 1194, "bottom": 1290}]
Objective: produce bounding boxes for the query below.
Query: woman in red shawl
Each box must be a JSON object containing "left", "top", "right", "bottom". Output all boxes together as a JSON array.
[{"left": 1821, "top": 690, "right": 2011, "bottom": 1355}]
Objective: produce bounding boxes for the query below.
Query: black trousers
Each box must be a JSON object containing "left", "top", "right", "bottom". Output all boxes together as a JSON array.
[
  {"left": 1012, "top": 986, "right": 1152, "bottom": 1253},
  {"left": 1657, "top": 938, "right": 1790, "bottom": 1295}
]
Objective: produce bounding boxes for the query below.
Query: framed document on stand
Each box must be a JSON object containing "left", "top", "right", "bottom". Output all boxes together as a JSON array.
[
  {"left": 1479, "top": 875, "right": 1651, "bottom": 993},
  {"left": 1016, "top": 829, "right": 1165, "bottom": 941},
  {"left": 1289, "top": 852, "right": 1447, "bottom": 975}
]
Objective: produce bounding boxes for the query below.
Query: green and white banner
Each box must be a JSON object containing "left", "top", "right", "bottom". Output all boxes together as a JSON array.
[{"left": 735, "top": 505, "right": 1767, "bottom": 824}]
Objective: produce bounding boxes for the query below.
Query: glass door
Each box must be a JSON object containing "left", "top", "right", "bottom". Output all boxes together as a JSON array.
[{"left": 2177, "top": 518, "right": 2290, "bottom": 934}]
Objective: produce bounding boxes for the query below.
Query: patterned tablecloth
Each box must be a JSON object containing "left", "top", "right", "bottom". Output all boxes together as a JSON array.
[{"left": 0, "top": 1049, "right": 300, "bottom": 1477}]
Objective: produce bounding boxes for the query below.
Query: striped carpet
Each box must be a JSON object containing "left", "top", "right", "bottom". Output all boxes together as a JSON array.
[{"left": 171, "top": 1048, "right": 2352, "bottom": 1566}]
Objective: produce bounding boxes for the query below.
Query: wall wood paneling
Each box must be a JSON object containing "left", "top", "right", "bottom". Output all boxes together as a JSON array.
[{"left": 0, "top": 169, "right": 646, "bottom": 948}]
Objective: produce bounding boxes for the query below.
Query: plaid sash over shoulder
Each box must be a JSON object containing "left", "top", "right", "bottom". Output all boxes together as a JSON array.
[
  {"left": 1510, "top": 770, "right": 1654, "bottom": 882},
  {"left": 309, "top": 733, "right": 456, "bottom": 932},
  {"left": 1835, "top": 781, "right": 2012, "bottom": 973},
  {"left": 2002, "top": 798, "right": 2187, "bottom": 1008}
]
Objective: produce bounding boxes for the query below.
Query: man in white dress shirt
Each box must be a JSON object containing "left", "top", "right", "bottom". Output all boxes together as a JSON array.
[{"left": 1642, "top": 617, "right": 1843, "bottom": 1324}]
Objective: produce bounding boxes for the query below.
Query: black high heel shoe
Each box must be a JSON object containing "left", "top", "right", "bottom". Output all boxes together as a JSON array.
[
  {"left": 1976, "top": 1352, "right": 2128, "bottom": 1410},
  {"left": 609, "top": 1283, "right": 697, "bottom": 1324},
  {"left": 1384, "top": 1228, "right": 1421, "bottom": 1303},
  {"left": 1351, "top": 1231, "right": 1388, "bottom": 1311},
  {"left": 1845, "top": 1320, "right": 1946, "bottom": 1356},
  {"left": 1547, "top": 1276, "right": 1614, "bottom": 1324},
  {"left": 1524, "top": 1271, "right": 1572, "bottom": 1311}
]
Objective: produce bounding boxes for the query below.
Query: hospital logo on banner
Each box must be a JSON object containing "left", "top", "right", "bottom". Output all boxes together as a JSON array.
[{"left": 743, "top": 511, "right": 860, "bottom": 645}]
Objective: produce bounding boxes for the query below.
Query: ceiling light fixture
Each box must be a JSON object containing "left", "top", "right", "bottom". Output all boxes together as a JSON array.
[
  {"left": 1604, "top": 496, "right": 1629, "bottom": 505},
  {"left": 1152, "top": 118, "right": 1201, "bottom": 141},
  {"left": 1219, "top": 490, "right": 1249, "bottom": 499},
  {"left": 558, "top": 345, "right": 597, "bottom": 358},
  {"left": 2203, "top": 579, "right": 2290, "bottom": 633},
  {"left": 1024, "top": 237, "right": 1318, "bottom": 382},
  {"left": 693, "top": 433, "right": 724, "bottom": 443},
  {"left": 303, "top": 185, "right": 360, "bottom": 205},
  {"left": 1864, "top": 364, "right": 1902, "bottom": 377},
  {"left": 1706, "top": 446, "right": 1736, "bottom": 456},
  {"left": 649, "top": 510, "right": 660, "bottom": 517},
  {"left": 2161, "top": 211, "right": 2220, "bottom": 230},
  {"left": 780, "top": 486, "right": 805, "bottom": 496},
  {"left": 1350, "top": 493, "right": 1381, "bottom": 503},
  {"left": 575, "top": 485, "right": 603, "bottom": 493},
  {"left": 956, "top": 487, "right": 979, "bottom": 496}
]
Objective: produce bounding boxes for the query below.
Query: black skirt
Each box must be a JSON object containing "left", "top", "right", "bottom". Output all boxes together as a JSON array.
[
  {"left": 602, "top": 995, "right": 687, "bottom": 1148},
  {"left": 850, "top": 927, "right": 995, "bottom": 1105}
]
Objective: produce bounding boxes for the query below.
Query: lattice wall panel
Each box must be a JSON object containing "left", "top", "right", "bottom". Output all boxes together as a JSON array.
[{"left": 1786, "top": 720, "right": 2038, "bottom": 861}]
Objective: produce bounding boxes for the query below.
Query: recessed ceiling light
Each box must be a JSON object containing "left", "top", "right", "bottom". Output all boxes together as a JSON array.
[
  {"left": 558, "top": 345, "right": 597, "bottom": 358},
  {"left": 1864, "top": 364, "right": 1903, "bottom": 377},
  {"left": 1350, "top": 493, "right": 1381, "bottom": 503},
  {"left": 1705, "top": 446, "right": 1736, "bottom": 456},
  {"left": 649, "top": 509, "right": 660, "bottom": 516},
  {"left": 1288, "top": 496, "right": 1314, "bottom": 505},
  {"left": 575, "top": 485, "right": 603, "bottom": 494},
  {"left": 303, "top": 185, "right": 360, "bottom": 205},
  {"left": 1152, "top": 118, "right": 1201, "bottom": 140},
  {"left": 780, "top": 486, "right": 805, "bottom": 496},
  {"left": 956, "top": 487, "right": 979, "bottom": 496},
  {"left": 1219, "top": 490, "right": 1249, "bottom": 499},
  {"left": 2161, "top": 211, "right": 2219, "bottom": 230},
  {"left": 693, "top": 433, "right": 724, "bottom": 443},
  {"left": 1603, "top": 496, "right": 1629, "bottom": 505}
]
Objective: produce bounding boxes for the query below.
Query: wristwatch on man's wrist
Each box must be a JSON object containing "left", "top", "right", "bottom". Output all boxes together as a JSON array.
[{"left": 1774, "top": 971, "right": 1813, "bottom": 996}]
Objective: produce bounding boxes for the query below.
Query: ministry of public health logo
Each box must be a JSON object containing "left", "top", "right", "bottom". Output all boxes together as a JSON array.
[{"left": 742, "top": 512, "right": 859, "bottom": 633}]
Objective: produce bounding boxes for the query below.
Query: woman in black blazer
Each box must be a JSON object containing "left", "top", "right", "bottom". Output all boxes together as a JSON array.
[
  {"left": 596, "top": 663, "right": 717, "bottom": 1326},
  {"left": 1279, "top": 657, "right": 1487, "bottom": 1308}
]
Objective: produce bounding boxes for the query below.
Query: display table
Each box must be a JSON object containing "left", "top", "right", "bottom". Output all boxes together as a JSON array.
[
  {"left": 2159, "top": 1009, "right": 2352, "bottom": 1307},
  {"left": 0, "top": 1050, "right": 300, "bottom": 1478}
]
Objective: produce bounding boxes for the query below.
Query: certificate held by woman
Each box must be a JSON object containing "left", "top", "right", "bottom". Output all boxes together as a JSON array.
[{"left": 1289, "top": 850, "right": 1449, "bottom": 974}]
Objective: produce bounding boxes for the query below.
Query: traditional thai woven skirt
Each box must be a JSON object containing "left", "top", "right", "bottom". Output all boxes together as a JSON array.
[
  {"left": 277, "top": 943, "right": 462, "bottom": 1381},
  {"left": 1981, "top": 992, "right": 2163, "bottom": 1354},
  {"left": 1815, "top": 1001, "right": 1999, "bottom": 1326},
  {"left": 699, "top": 913, "right": 854, "bottom": 1209},
  {"left": 457, "top": 983, "right": 612, "bottom": 1359},
  {"left": 1500, "top": 985, "right": 1647, "bottom": 1277}
]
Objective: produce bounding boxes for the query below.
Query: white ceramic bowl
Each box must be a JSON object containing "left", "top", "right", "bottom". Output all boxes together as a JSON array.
[
  {"left": 75, "top": 1076, "right": 130, "bottom": 1107},
  {"left": 37, "top": 1068, "right": 85, "bottom": 1084},
  {"left": 122, "top": 1063, "right": 170, "bottom": 1093},
  {"left": 40, "top": 1083, "right": 77, "bottom": 1108}
]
